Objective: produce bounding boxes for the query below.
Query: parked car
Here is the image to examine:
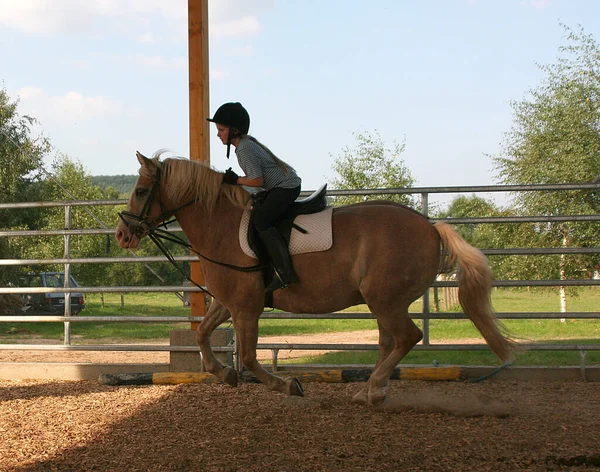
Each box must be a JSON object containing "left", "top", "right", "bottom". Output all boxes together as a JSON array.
[{"left": 20, "top": 272, "right": 85, "bottom": 315}]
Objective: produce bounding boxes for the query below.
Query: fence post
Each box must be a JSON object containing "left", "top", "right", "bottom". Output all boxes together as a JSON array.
[
  {"left": 64, "top": 205, "right": 72, "bottom": 345},
  {"left": 420, "top": 192, "right": 430, "bottom": 345}
]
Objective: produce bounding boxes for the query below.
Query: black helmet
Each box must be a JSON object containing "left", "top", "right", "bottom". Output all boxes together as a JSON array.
[{"left": 207, "top": 102, "right": 250, "bottom": 135}]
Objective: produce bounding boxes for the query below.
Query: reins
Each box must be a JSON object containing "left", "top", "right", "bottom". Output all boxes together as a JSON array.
[{"left": 118, "top": 162, "right": 266, "bottom": 300}]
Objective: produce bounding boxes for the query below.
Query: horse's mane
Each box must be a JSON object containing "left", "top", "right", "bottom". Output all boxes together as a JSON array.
[{"left": 143, "top": 152, "right": 251, "bottom": 211}]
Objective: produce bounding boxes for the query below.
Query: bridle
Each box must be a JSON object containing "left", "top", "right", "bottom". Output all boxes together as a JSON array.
[{"left": 117, "top": 162, "right": 265, "bottom": 298}]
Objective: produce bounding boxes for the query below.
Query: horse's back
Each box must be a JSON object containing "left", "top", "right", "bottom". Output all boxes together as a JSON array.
[
  {"left": 331, "top": 200, "right": 440, "bottom": 268},
  {"left": 333, "top": 201, "right": 438, "bottom": 241}
]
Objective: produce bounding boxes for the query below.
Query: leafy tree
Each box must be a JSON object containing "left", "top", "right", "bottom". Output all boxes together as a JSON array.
[
  {"left": 92, "top": 175, "right": 138, "bottom": 196},
  {"left": 0, "top": 87, "right": 50, "bottom": 283},
  {"left": 437, "top": 195, "right": 558, "bottom": 284},
  {"left": 329, "top": 131, "right": 415, "bottom": 207},
  {"left": 491, "top": 25, "right": 600, "bottom": 310}
]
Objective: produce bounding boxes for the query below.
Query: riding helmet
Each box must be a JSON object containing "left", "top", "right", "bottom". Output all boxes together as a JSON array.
[{"left": 207, "top": 102, "right": 250, "bottom": 135}]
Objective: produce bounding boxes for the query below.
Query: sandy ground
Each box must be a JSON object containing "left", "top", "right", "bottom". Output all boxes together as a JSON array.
[
  {"left": 1, "top": 378, "right": 599, "bottom": 471},
  {"left": 2, "top": 330, "right": 600, "bottom": 470}
]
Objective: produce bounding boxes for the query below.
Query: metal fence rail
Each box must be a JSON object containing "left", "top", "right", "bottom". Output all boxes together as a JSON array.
[{"left": 1, "top": 182, "right": 599, "bottom": 370}]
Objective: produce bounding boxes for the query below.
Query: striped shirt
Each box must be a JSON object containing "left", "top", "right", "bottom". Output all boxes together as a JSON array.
[{"left": 235, "top": 137, "right": 301, "bottom": 190}]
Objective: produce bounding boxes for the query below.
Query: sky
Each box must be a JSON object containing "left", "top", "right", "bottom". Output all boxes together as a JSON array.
[{"left": 1, "top": 0, "right": 599, "bottom": 206}]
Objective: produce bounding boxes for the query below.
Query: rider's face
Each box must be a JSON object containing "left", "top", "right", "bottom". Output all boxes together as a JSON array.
[{"left": 216, "top": 124, "right": 229, "bottom": 145}]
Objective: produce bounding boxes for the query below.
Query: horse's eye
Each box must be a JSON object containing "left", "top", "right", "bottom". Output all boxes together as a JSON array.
[{"left": 135, "top": 188, "right": 148, "bottom": 197}]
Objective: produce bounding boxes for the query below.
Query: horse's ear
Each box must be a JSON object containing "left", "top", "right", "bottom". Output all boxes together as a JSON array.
[{"left": 136, "top": 151, "right": 150, "bottom": 167}]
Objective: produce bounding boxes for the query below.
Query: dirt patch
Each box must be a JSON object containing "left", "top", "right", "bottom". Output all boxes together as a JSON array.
[{"left": 1, "top": 378, "right": 599, "bottom": 471}]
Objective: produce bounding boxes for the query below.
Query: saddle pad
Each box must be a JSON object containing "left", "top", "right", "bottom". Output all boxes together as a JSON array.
[{"left": 239, "top": 207, "right": 334, "bottom": 260}]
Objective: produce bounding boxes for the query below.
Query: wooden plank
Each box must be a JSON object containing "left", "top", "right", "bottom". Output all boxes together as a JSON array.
[
  {"left": 152, "top": 372, "right": 219, "bottom": 385},
  {"left": 399, "top": 367, "right": 463, "bottom": 381}
]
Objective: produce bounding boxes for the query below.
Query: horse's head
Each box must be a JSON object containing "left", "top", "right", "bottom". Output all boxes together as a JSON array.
[{"left": 115, "top": 151, "right": 164, "bottom": 249}]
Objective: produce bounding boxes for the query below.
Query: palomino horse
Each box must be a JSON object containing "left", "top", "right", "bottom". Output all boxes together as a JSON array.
[{"left": 115, "top": 152, "right": 518, "bottom": 406}]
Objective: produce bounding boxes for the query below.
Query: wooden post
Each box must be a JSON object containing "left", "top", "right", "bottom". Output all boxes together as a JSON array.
[{"left": 188, "top": 0, "right": 210, "bottom": 329}]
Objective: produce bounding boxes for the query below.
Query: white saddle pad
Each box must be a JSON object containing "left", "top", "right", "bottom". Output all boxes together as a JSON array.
[{"left": 239, "top": 207, "right": 334, "bottom": 260}]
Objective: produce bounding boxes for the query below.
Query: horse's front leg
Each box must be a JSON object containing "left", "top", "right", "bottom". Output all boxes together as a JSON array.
[
  {"left": 196, "top": 299, "right": 238, "bottom": 387},
  {"left": 233, "top": 311, "right": 304, "bottom": 396}
]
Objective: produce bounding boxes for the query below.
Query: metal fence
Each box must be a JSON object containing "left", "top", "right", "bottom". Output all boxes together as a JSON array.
[{"left": 1, "top": 182, "right": 599, "bottom": 370}]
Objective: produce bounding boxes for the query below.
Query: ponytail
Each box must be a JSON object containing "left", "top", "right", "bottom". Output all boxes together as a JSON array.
[{"left": 246, "top": 135, "right": 290, "bottom": 175}]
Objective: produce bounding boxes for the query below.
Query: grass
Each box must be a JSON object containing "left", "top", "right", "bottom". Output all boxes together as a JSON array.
[{"left": 1, "top": 288, "right": 599, "bottom": 366}]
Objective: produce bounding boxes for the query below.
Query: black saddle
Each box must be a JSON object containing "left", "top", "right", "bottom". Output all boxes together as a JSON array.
[{"left": 247, "top": 184, "right": 328, "bottom": 306}]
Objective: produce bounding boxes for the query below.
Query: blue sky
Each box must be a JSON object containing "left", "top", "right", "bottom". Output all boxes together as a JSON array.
[{"left": 1, "top": 0, "right": 599, "bottom": 203}]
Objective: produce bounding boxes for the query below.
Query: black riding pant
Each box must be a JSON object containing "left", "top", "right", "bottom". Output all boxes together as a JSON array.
[{"left": 252, "top": 186, "right": 301, "bottom": 232}]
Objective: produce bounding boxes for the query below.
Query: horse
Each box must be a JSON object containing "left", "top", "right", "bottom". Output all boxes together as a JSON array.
[{"left": 115, "top": 151, "right": 518, "bottom": 406}]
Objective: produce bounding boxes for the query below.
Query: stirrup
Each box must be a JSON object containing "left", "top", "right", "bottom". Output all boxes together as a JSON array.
[{"left": 265, "top": 270, "right": 288, "bottom": 293}]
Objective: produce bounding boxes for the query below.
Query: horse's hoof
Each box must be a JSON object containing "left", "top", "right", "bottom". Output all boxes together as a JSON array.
[
  {"left": 221, "top": 367, "right": 238, "bottom": 387},
  {"left": 287, "top": 377, "right": 305, "bottom": 396},
  {"left": 352, "top": 389, "right": 369, "bottom": 405},
  {"left": 368, "top": 388, "right": 387, "bottom": 407}
]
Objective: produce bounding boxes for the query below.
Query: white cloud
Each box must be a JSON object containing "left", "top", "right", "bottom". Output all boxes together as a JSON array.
[
  {"left": 0, "top": 0, "right": 186, "bottom": 37},
  {"left": 210, "top": 16, "right": 261, "bottom": 38},
  {"left": 120, "top": 54, "right": 187, "bottom": 70},
  {"left": 208, "top": 0, "right": 275, "bottom": 22},
  {"left": 0, "top": 0, "right": 272, "bottom": 41},
  {"left": 210, "top": 68, "right": 231, "bottom": 80},
  {"left": 16, "top": 87, "right": 43, "bottom": 100},
  {"left": 16, "top": 88, "right": 124, "bottom": 122},
  {"left": 228, "top": 45, "right": 255, "bottom": 57},
  {"left": 137, "top": 32, "right": 162, "bottom": 44},
  {"left": 522, "top": 0, "right": 552, "bottom": 10}
]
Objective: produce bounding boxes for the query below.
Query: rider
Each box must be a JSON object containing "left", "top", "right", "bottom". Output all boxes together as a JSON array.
[{"left": 207, "top": 102, "right": 302, "bottom": 292}]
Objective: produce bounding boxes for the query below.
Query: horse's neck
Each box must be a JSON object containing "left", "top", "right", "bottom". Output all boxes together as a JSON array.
[{"left": 176, "top": 194, "right": 242, "bottom": 253}]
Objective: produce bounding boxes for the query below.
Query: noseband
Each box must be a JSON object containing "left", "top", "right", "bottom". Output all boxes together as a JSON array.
[{"left": 118, "top": 166, "right": 164, "bottom": 239}]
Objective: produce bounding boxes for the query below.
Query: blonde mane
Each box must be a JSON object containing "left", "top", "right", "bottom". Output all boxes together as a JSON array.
[{"left": 141, "top": 153, "right": 251, "bottom": 211}]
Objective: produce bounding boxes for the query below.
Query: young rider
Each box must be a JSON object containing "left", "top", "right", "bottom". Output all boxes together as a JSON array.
[{"left": 207, "top": 102, "right": 302, "bottom": 292}]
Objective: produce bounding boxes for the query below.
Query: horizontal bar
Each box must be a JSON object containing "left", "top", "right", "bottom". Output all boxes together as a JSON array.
[
  {"left": 0, "top": 343, "right": 597, "bottom": 352},
  {"left": 0, "top": 344, "right": 232, "bottom": 352},
  {"left": 0, "top": 286, "right": 206, "bottom": 294},
  {"left": 2, "top": 215, "right": 600, "bottom": 237},
  {"left": 0, "top": 316, "right": 206, "bottom": 322},
  {"left": 433, "top": 215, "right": 600, "bottom": 224},
  {"left": 434, "top": 280, "right": 600, "bottom": 287},
  {"left": 0, "top": 312, "right": 597, "bottom": 323},
  {"left": 0, "top": 199, "right": 124, "bottom": 209},
  {"left": 482, "top": 248, "right": 600, "bottom": 255},
  {"left": 256, "top": 343, "right": 600, "bottom": 351},
  {"left": 0, "top": 183, "right": 597, "bottom": 210},
  {"left": 0, "top": 256, "right": 197, "bottom": 266},
  {"left": 326, "top": 183, "right": 600, "bottom": 195},
  {"left": 0, "top": 279, "right": 597, "bottom": 295},
  {"left": 1, "top": 248, "right": 598, "bottom": 266}
]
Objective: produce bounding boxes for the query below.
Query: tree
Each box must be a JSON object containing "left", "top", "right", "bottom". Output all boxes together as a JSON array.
[
  {"left": 329, "top": 131, "right": 415, "bottom": 207},
  {"left": 491, "top": 24, "right": 600, "bottom": 311},
  {"left": 0, "top": 87, "right": 51, "bottom": 283},
  {"left": 436, "top": 195, "right": 550, "bottom": 283}
]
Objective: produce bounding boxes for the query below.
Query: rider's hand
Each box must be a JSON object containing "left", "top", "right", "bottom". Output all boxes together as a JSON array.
[{"left": 223, "top": 167, "right": 239, "bottom": 185}]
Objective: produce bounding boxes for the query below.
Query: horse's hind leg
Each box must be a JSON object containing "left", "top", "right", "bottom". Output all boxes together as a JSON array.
[
  {"left": 233, "top": 311, "right": 304, "bottom": 396},
  {"left": 364, "top": 308, "right": 423, "bottom": 406},
  {"left": 353, "top": 321, "right": 394, "bottom": 405},
  {"left": 196, "top": 300, "right": 238, "bottom": 387}
]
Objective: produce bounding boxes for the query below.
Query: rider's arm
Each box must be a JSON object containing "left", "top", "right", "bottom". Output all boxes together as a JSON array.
[{"left": 237, "top": 176, "right": 264, "bottom": 187}]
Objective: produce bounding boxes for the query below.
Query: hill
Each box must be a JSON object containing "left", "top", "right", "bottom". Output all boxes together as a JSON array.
[{"left": 92, "top": 175, "right": 137, "bottom": 196}]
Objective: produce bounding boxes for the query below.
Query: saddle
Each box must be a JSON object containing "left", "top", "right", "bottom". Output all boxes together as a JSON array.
[
  {"left": 243, "top": 184, "right": 330, "bottom": 306},
  {"left": 247, "top": 184, "right": 329, "bottom": 260}
]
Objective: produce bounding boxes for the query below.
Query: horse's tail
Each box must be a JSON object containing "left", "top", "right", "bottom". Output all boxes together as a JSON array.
[{"left": 433, "top": 222, "right": 519, "bottom": 362}]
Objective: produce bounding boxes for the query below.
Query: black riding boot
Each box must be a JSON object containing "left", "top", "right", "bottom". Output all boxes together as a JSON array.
[{"left": 258, "top": 227, "right": 298, "bottom": 292}]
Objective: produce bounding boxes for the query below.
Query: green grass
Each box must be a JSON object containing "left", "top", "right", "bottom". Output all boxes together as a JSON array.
[
  {"left": 292, "top": 344, "right": 600, "bottom": 367},
  {"left": 1, "top": 292, "right": 189, "bottom": 342},
  {"left": 2, "top": 288, "right": 599, "bottom": 366}
]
